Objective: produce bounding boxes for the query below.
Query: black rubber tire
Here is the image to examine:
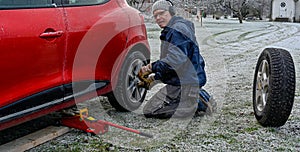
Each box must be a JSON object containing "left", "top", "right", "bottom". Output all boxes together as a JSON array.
[
  {"left": 107, "top": 51, "right": 148, "bottom": 112},
  {"left": 253, "top": 48, "right": 295, "bottom": 127}
]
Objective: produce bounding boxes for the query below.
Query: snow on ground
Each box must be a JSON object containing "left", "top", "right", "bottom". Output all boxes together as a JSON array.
[{"left": 29, "top": 17, "right": 300, "bottom": 151}]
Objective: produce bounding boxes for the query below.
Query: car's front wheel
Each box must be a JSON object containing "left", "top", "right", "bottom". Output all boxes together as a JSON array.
[
  {"left": 107, "top": 51, "right": 148, "bottom": 112},
  {"left": 253, "top": 48, "right": 295, "bottom": 127}
]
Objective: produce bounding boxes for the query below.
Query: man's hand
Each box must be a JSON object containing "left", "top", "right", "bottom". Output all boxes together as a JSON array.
[
  {"left": 139, "top": 64, "right": 152, "bottom": 75},
  {"left": 137, "top": 74, "right": 155, "bottom": 90},
  {"left": 137, "top": 64, "right": 154, "bottom": 90}
]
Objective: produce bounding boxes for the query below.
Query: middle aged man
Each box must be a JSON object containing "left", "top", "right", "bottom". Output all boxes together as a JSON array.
[{"left": 139, "top": 0, "right": 215, "bottom": 119}]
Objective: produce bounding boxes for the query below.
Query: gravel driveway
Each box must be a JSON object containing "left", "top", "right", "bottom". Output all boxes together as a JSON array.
[{"left": 29, "top": 18, "right": 300, "bottom": 151}]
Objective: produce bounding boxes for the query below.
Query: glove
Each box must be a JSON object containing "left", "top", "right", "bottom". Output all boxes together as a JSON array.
[
  {"left": 137, "top": 64, "right": 154, "bottom": 90},
  {"left": 137, "top": 74, "right": 155, "bottom": 90},
  {"left": 138, "top": 64, "right": 152, "bottom": 83}
]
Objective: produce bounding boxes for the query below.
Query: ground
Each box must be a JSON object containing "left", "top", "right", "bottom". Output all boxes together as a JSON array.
[{"left": 29, "top": 17, "right": 300, "bottom": 151}]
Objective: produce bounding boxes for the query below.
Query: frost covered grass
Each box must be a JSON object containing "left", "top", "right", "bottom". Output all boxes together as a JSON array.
[{"left": 29, "top": 17, "right": 300, "bottom": 151}]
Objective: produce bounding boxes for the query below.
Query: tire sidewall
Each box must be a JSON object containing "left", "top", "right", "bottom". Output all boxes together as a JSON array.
[
  {"left": 253, "top": 49, "right": 270, "bottom": 120},
  {"left": 253, "top": 48, "right": 295, "bottom": 127},
  {"left": 111, "top": 51, "right": 148, "bottom": 111}
]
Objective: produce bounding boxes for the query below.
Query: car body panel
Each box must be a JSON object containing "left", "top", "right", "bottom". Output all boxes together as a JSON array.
[
  {"left": 62, "top": 1, "right": 129, "bottom": 85},
  {"left": 0, "top": 7, "right": 66, "bottom": 108},
  {"left": 0, "top": 0, "right": 150, "bottom": 131}
]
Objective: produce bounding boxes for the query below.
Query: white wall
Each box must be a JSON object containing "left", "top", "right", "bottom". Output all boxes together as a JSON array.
[
  {"left": 296, "top": 1, "right": 300, "bottom": 21},
  {"left": 272, "top": 0, "right": 296, "bottom": 21}
]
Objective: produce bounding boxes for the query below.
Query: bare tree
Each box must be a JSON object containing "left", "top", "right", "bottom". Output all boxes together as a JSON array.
[
  {"left": 249, "top": 0, "right": 271, "bottom": 19},
  {"left": 217, "top": 0, "right": 249, "bottom": 23},
  {"left": 127, "top": 0, "right": 271, "bottom": 22},
  {"left": 127, "top": 0, "right": 149, "bottom": 12}
]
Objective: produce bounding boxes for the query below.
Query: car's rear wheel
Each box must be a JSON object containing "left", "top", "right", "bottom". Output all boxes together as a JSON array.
[
  {"left": 253, "top": 48, "right": 295, "bottom": 127},
  {"left": 107, "top": 51, "right": 148, "bottom": 112}
]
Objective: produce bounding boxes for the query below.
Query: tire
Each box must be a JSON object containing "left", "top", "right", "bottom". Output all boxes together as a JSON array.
[
  {"left": 107, "top": 51, "right": 148, "bottom": 112},
  {"left": 253, "top": 48, "right": 295, "bottom": 127}
]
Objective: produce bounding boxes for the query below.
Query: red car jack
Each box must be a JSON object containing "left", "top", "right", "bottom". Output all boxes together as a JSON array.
[{"left": 60, "top": 108, "right": 153, "bottom": 138}]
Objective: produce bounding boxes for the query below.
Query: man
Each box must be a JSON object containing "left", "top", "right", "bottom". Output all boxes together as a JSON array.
[{"left": 140, "top": 0, "right": 214, "bottom": 119}]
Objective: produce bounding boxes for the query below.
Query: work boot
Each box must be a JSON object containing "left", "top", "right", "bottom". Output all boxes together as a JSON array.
[
  {"left": 205, "top": 96, "right": 217, "bottom": 115},
  {"left": 196, "top": 96, "right": 217, "bottom": 116}
]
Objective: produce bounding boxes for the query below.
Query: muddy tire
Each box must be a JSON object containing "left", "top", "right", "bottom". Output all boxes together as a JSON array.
[
  {"left": 253, "top": 48, "right": 295, "bottom": 127},
  {"left": 107, "top": 51, "right": 148, "bottom": 112}
]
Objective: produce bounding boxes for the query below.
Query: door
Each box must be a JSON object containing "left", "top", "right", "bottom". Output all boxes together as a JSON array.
[
  {"left": 61, "top": 0, "right": 129, "bottom": 92},
  {"left": 279, "top": 2, "right": 287, "bottom": 17},
  {"left": 0, "top": 0, "right": 66, "bottom": 107}
]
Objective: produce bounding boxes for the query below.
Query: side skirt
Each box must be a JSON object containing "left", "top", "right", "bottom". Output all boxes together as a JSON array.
[{"left": 0, "top": 80, "right": 109, "bottom": 130}]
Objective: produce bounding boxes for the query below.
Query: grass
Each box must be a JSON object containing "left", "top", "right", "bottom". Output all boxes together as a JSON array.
[{"left": 244, "top": 127, "right": 259, "bottom": 133}]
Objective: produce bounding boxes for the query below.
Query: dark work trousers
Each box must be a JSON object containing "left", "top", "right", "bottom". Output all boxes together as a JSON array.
[{"left": 143, "top": 84, "right": 199, "bottom": 119}]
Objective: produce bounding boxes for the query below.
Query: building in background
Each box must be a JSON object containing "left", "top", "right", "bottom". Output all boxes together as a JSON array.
[{"left": 271, "top": 0, "right": 300, "bottom": 22}]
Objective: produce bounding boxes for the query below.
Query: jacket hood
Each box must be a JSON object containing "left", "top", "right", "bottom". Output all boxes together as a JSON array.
[{"left": 166, "top": 16, "right": 195, "bottom": 34}]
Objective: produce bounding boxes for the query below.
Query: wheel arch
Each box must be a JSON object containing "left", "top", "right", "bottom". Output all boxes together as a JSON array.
[
  {"left": 108, "top": 42, "right": 150, "bottom": 92},
  {"left": 106, "top": 43, "right": 150, "bottom": 111},
  {"left": 129, "top": 43, "right": 151, "bottom": 64}
]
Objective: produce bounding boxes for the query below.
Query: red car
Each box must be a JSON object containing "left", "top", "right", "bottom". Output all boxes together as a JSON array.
[{"left": 0, "top": 0, "right": 150, "bottom": 131}]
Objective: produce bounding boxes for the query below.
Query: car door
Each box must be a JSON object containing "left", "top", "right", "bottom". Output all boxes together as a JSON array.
[
  {"left": 0, "top": 0, "right": 66, "bottom": 108},
  {"left": 61, "top": 0, "right": 130, "bottom": 95}
]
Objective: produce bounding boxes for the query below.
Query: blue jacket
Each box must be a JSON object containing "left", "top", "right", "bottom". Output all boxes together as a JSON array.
[{"left": 152, "top": 16, "right": 206, "bottom": 87}]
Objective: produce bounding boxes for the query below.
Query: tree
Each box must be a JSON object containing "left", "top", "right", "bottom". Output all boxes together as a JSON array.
[
  {"left": 217, "top": 0, "right": 250, "bottom": 23},
  {"left": 127, "top": 0, "right": 271, "bottom": 22},
  {"left": 127, "top": 0, "right": 149, "bottom": 12},
  {"left": 248, "top": 0, "right": 272, "bottom": 20}
]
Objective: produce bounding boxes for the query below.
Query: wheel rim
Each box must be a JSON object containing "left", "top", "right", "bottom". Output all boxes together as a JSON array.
[
  {"left": 255, "top": 60, "right": 269, "bottom": 112},
  {"left": 125, "top": 59, "right": 146, "bottom": 104}
]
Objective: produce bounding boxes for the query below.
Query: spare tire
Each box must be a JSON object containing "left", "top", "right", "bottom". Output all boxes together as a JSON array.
[{"left": 253, "top": 48, "right": 295, "bottom": 127}]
